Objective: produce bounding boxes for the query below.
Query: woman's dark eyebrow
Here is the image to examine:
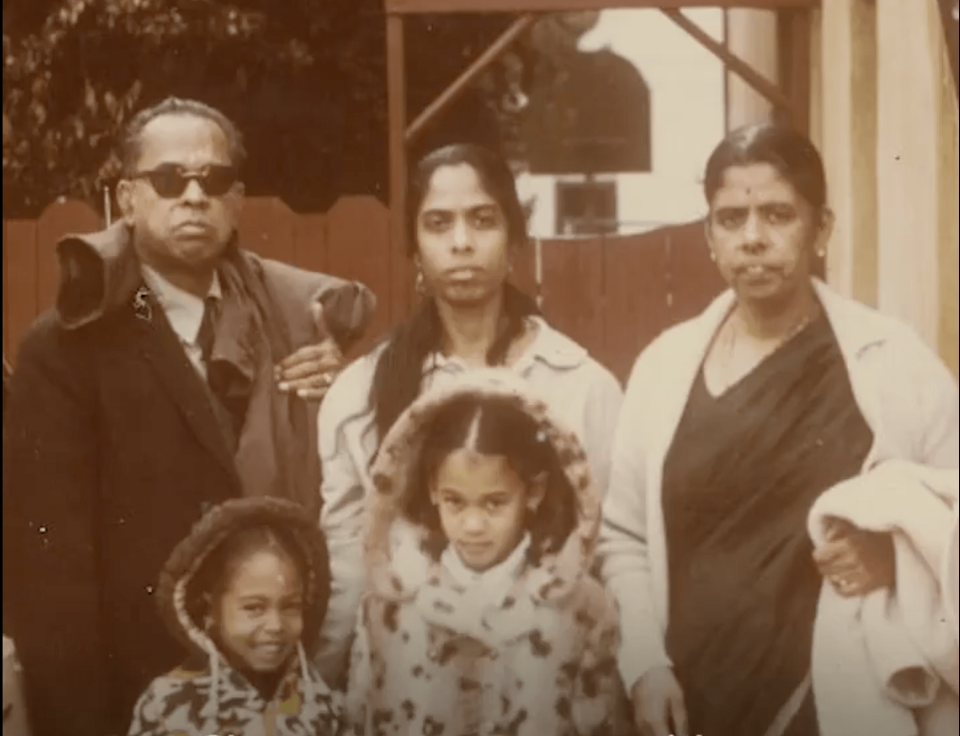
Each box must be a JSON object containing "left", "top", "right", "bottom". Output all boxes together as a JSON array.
[
  {"left": 236, "top": 594, "right": 268, "bottom": 603},
  {"left": 421, "top": 204, "right": 499, "bottom": 217},
  {"left": 420, "top": 207, "right": 452, "bottom": 218},
  {"left": 713, "top": 205, "right": 747, "bottom": 216}
]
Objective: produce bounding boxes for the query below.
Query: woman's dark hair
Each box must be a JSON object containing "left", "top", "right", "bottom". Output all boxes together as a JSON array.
[
  {"left": 367, "top": 144, "right": 541, "bottom": 444},
  {"left": 402, "top": 394, "right": 580, "bottom": 563},
  {"left": 703, "top": 123, "right": 828, "bottom": 211},
  {"left": 186, "top": 524, "right": 330, "bottom": 641},
  {"left": 403, "top": 144, "right": 529, "bottom": 257}
]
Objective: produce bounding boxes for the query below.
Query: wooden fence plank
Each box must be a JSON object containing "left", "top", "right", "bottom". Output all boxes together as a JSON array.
[
  {"left": 510, "top": 240, "right": 538, "bottom": 303},
  {"left": 36, "top": 200, "right": 102, "bottom": 314},
  {"left": 601, "top": 233, "right": 671, "bottom": 383},
  {"left": 664, "top": 221, "right": 726, "bottom": 326},
  {"left": 239, "top": 197, "right": 297, "bottom": 263},
  {"left": 4, "top": 221, "right": 39, "bottom": 364},
  {"left": 325, "top": 197, "right": 392, "bottom": 357},
  {"left": 292, "top": 212, "right": 328, "bottom": 275},
  {"left": 539, "top": 239, "right": 606, "bottom": 360}
]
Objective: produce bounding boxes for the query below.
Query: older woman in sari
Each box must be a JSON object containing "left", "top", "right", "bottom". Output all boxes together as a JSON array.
[{"left": 599, "top": 123, "right": 958, "bottom": 736}]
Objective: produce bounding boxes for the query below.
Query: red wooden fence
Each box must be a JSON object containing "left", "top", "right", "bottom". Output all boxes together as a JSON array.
[{"left": 2, "top": 197, "right": 725, "bottom": 384}]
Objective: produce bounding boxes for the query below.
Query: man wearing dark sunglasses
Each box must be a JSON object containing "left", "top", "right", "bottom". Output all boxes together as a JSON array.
[{"left": 2, "top": 97, "right": 375, "bottom": 736}]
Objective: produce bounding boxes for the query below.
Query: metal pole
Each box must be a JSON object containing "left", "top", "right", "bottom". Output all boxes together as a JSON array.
[
  {"left": 661, "top": 8, "right": 794, "bottom": 115},
  {"left": 387, "top": 13, "right": 408, "bottom": 319}
]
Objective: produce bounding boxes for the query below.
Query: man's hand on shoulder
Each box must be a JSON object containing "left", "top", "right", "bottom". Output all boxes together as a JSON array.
[{"left": 276, "top": 302, "right": 346, "bottom": 401}]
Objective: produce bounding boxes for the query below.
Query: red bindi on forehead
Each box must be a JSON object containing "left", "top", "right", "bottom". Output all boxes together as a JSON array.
[{"left": 714, "top": 163, "right": 799, "bottom": 206}]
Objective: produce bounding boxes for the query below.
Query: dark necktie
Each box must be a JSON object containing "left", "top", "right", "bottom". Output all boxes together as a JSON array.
[
  {"left": 197, "top": 296, "right": 217, "bottom": 366},
  {"left": 196, "top": 297, "right": 239, "bottom": 452}
]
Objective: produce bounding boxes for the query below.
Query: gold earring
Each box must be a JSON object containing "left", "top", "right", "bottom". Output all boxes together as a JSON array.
[{"left": 415, "top": 270, "right": 426, "bottom": 296}]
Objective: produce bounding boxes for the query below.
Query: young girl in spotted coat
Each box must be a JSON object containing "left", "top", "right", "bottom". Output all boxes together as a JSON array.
[
  {"left": 346, "top": 369, "right": 631, "bottom": 736},
  {"left": 127, "top": 497, "right": 343, "bottom": 736}
]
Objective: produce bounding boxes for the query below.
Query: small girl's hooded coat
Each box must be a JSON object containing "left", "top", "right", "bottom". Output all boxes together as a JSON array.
[
  {"left": 347, "top": 369, "right": 631, "bottom": 736},
  {"left": 127, "top": 497, "right": 343, "bottom": 736}
]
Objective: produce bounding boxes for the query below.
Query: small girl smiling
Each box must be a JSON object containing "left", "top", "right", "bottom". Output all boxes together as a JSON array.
[{"left": 127, "top": 497, "right": 342, "bottom": 736}]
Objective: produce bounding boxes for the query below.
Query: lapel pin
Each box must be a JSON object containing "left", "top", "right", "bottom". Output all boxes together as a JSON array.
[{"left": 133, "top": 287, "right": 153, "bottom": 322}]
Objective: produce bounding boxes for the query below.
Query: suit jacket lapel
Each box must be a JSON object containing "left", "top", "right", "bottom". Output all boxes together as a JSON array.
[{"left": 126, "top": 287, "right": 238, "bottom": 478}]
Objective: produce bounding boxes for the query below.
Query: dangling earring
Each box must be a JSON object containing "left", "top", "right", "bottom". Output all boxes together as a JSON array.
[
  {"left": 709, "top": 250, "right": 717, "bottom": 262},
  {"left": 415, "top": 269, "right": 426, "bottom": 296}
]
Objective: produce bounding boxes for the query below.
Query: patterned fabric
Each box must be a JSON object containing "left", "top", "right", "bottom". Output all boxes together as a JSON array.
[
  {"left": 347, "top": 368, "right": 632, "bottom": 736},
  {"left": 128, "top": 655, "right": 342, "bottom": 736}
]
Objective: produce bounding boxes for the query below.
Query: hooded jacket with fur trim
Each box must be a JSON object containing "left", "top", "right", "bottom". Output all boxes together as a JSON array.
[
  {"left": 127, "top": 497, "right": 343, "bottom": 736},
  {"left": 345, "top": 369, "right": 631, "bottom": 736}
]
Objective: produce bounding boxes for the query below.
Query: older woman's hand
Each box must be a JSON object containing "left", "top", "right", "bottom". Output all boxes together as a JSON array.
[
  {"left": 813, "top": 517, "right": 896, "bottom": 597},
  {"left": 631, "top": 666, "right": 688, "bottom": 736}
]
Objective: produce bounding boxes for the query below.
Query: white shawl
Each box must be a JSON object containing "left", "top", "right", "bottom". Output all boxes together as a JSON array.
[
  {"left": 808, "top": 462, "right": 959, "bottom": 736},
  {"left": 947, "top": 507, "right": 959, "bottom": 640}
]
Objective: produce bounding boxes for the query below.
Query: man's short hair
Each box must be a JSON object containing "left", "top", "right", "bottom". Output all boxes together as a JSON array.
[{"left": 120, "top": 97, "right": 247, "bottom": 176}]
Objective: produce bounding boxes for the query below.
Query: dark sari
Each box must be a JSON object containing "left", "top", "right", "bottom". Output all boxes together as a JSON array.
[{"left": 662, "top": 315, "right": 873, "bottom": 736}]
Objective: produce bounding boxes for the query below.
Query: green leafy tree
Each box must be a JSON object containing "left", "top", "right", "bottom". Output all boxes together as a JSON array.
[{"left": 2, "top": 0, "right": 524, "bottom": 217}]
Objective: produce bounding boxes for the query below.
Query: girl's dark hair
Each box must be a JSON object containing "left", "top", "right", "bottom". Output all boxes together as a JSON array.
[
  {"left": 186, "top": 524, "right": 330, "bottom": 643},
  {"left": 368, "top": 144, "right": 541, "bottom": 443},
  {"left": 402, "top": 394, "right": 580, "bottom": 563},
  {"left": 703, "top": 123, "right": 828, "bottom": 210}
]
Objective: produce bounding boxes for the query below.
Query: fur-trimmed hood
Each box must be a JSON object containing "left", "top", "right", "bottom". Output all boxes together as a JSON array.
[
  {"left": 363, "top": 368, "right": 600, "bottom": 611},
  {"left": 148, "top": 497, "right": 334, "bottom": 732},
  {"left": 157, "top": 496, "right": 330, "bottom": 659},
  {"left": 346, "top": 371, "right": 632, "bottom": 736}
]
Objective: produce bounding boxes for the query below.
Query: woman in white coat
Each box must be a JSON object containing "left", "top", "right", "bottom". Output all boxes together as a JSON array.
[
  {"left": 314, "top": 144, "right": 623, "bottom": 688},
  {"left": 598, "top": 123, "right": 959, "bottom": 736}
]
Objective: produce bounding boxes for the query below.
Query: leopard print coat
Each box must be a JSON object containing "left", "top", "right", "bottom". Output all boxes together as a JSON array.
[
  {"left": 127, "top": 497, "right": 343, "bottom": 736},
  {"left": 346, "top": 369, "right": 632, "bottom": 736}
]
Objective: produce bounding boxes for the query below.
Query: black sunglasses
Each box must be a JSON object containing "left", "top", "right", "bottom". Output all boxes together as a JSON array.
[{"left": 131, "top": 164, "right": 238, "bottom": 199}]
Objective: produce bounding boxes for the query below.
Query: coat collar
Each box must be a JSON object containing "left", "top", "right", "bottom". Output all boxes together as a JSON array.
[
  {"left": 55, "top": 221, "right": 143, "bottom": 330},
  {"left": 429, "top": 316, "right": 589, "bottom": 375},
  {"left": 689, "top": 278, "right": 891, "bottom": 364},
  {"left": 638, "top": 278, "right": 899, "bottom": 475},
  {"left": 54, "top": 222, "right": 242, "bottom": 332}
]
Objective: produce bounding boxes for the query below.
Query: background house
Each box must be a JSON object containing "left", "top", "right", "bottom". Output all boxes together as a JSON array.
[{"left": 516, "top": 9, "right": 725, "bottom": 237}]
